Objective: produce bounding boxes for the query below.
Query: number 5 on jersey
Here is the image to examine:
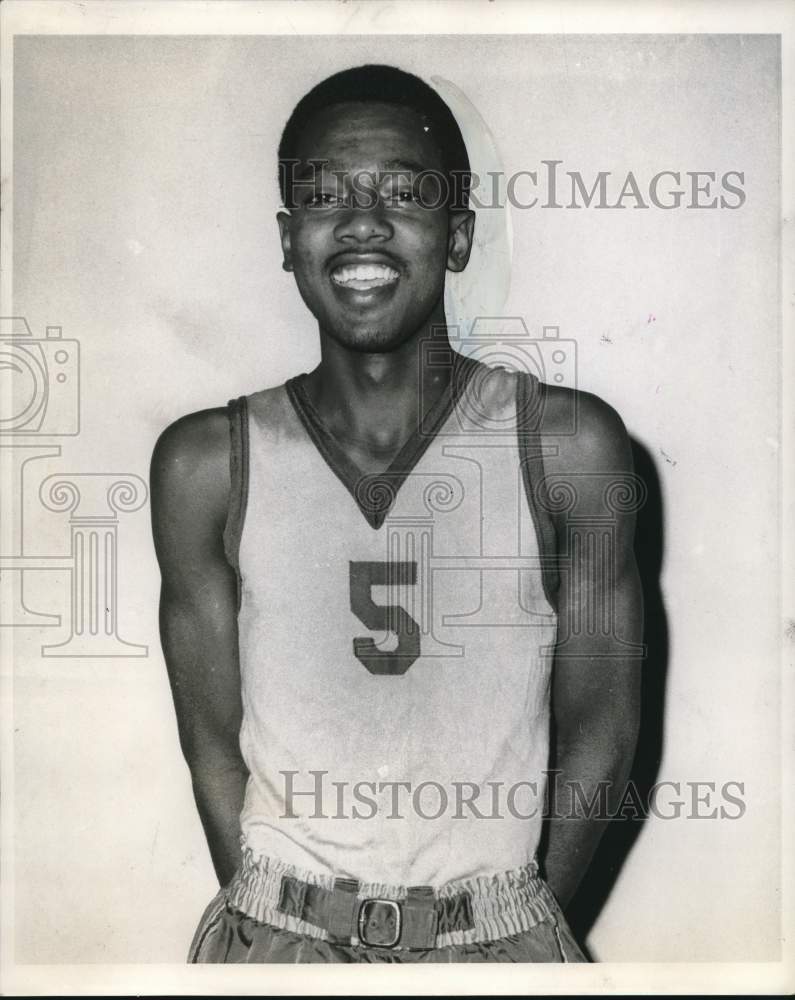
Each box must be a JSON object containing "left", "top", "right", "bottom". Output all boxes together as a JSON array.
[{"left": 349, "top": 561, "right": 421, "bottom": 675}]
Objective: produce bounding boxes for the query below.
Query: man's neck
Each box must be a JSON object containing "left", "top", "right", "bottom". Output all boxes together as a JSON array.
[{"left": 302, "top": 326, "right": 455, "bottom": 468}]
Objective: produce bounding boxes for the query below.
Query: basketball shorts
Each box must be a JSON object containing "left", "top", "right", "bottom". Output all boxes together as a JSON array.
[{"left": 188, "top": 852, "right": 588, "bottom": 964}]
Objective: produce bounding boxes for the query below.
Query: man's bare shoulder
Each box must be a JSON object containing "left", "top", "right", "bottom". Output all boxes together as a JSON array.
[
  {"left": 150, "top": 407, "right": 231, "bottom": 533},
  {"left": 539, "top": 383, "right": 633, "bottom": 475}
]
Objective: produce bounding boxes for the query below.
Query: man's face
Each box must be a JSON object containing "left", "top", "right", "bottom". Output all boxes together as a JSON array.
[{"left": 277, "top": 101, "right": 474, "bottom": 353}]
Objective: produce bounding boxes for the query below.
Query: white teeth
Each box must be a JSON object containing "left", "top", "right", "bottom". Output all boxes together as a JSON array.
[{"left": 332, "top": 263, "right": 399, "bottom": 288}]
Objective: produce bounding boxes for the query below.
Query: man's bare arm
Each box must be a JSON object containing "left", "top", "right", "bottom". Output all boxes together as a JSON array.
[
  {"left": 540, "top": 389, "right": 643, "bottom": 908},
  {"left": 150, "top": 408, "right": 248, "bottom": 886}
]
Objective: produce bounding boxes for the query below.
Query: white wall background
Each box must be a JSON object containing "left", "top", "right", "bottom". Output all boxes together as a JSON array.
[{"left": 9, "top": 33, "right": 780, "bottom": 963}]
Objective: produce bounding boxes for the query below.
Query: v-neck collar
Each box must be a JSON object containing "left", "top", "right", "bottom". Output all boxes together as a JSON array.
[{"left": 285, "top": 354, "right": 480, "bottom": 530}]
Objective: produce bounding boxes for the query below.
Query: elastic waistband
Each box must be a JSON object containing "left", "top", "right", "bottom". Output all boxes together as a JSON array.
[{"left": 225, "top": 848, "right": 559, "bottom": 950}]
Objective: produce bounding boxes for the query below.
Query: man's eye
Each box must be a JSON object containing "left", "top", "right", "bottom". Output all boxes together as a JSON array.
[
  {"left": 387, "top": 189, "right": 421, "bottom": 205},
  {"left": 306, "top": 192, "right": 343, "bottom": 208}
]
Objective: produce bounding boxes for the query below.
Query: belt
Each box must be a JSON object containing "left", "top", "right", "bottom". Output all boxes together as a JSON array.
[
  {"left": 227, "top": 849, "right": 556, "bottom": 951},
  {"left": 277, "top": 874, "right": 473, "bottom": 949}
]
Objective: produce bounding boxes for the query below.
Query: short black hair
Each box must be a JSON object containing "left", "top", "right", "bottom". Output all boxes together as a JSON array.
[{"left": 278, "top": 64, "right": 471, "bottom": 210}]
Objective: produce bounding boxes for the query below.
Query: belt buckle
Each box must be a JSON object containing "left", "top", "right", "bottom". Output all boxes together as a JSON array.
[{"left": 357, "top": 897, "right": 402, "bottom": 948}]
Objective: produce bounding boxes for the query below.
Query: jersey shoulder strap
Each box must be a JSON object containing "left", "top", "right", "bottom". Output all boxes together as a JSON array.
[
  {"left": 223, "top": 394, "right": 249, "bottom": 610},
  {"left": 222, "top": 382, "right": 299, "bottom": 609},
  {"left": 516, "top": 372, "right": 560, "bottom": 609}
]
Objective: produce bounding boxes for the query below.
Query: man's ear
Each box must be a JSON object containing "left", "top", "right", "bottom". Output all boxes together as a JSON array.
[
  {"left": 277, "top": 211, "right": 293, "bottom": 272},
  {"left": 446, "top": 209, "right": 476, "bottom": 273}
]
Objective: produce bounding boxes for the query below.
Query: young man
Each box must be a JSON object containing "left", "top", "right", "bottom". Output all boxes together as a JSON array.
[{"left": 150, "top": 64, "right": 642, "bottom": 963}]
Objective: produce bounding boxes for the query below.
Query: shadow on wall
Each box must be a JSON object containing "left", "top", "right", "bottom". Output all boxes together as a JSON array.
[{"left": 566, "top": 439, "right": 669, "bottom": 959}]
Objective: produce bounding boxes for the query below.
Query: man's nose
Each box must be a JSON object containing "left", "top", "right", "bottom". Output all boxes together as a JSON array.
[{"left": 333, "top": 198, "right": 393, "bottom": 243}]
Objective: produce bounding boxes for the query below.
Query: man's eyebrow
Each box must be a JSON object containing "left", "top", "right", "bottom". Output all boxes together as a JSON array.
[
  {"left": 292, "top": 161, "right": 329, "bottom": 182},
  {"left": 380, "top": 159, "right": 433, "bottom": 175},
  {"left": 292, "top": 159, "right": 434, "bottom": 180}
]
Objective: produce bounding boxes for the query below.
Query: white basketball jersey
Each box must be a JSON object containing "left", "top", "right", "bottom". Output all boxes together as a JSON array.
[{"left": 224, "top": 358, "right": 560, "bottom": 887}]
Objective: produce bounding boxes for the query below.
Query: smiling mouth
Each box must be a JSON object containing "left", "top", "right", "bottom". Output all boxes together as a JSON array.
[{"left": 331, "top": 263, "right": 400, "bottom": 291}]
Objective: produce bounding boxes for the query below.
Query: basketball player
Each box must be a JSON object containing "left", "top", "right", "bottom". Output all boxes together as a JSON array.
[{"left": 150, "top": 65, "right": 642, "bottom": 963}]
